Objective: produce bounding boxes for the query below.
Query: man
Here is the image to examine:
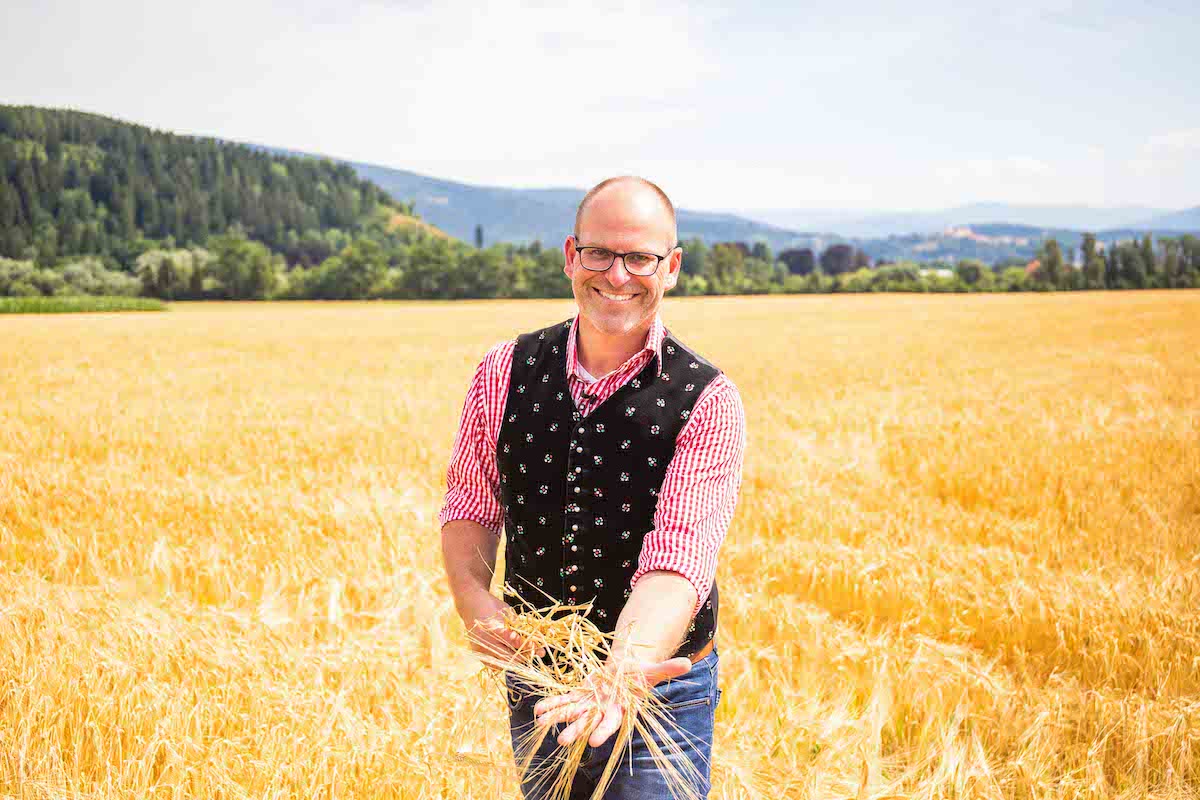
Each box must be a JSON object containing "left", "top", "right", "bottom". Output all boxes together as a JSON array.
[{"left": 439, "top": 176, "right": 746, "bottom": 798}]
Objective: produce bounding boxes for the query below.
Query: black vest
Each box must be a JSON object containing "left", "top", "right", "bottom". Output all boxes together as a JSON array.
[{"left": 496, "top": 318, "right": 721, "bottom": 659}]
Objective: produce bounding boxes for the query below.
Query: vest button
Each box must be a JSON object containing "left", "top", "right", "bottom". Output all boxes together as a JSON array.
[
  {"left": 572, "top": 524, "right": 579, "bottom": 531},
  {"left": 576, "top": 447, "right": 583, "bottom": 453},
  {"left": 571, "top": 545, "right": 578, "bottom": 552},
  {"left": 574, "top": 467, "right": 582, "bottom": 473},
  {"left": 578, "top": 427, "right": 585, "bottom": 434},
  {"left": 574, "top": 487, "right": 580, "bottom": 493},
  {"left": 569, "top": 585, "right": 577, "bottom": 592}
]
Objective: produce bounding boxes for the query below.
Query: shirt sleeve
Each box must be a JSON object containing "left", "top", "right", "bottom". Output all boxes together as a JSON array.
[
  {"left": 631, "top": 375, "right": 746, "bottom": 618},
  {"left": 437, "top": 341, "right": 514, "bottom": 534}
]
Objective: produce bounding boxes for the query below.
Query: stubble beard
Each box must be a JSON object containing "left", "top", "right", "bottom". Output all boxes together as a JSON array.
[{"left": 577, "top": 280, "right": 657, "bottom": 337}]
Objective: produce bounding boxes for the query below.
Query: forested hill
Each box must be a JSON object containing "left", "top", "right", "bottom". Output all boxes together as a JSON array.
[{"left": 0, "top": 105, "right": 414, "bottom": 266}]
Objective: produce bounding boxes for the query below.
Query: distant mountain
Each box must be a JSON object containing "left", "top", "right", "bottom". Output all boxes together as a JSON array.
[
  {"left": 256, "top": 148, "right": 813, "bottom": 250},
  {"left": 252, "top": 143, "right": 1199, "bottom": 262},
  {"left": 1130, "top": 206, "right": 1200, "bottom": 232},
  {"left": 743, "top": 204, "right": 1173, "bottom": 238},
  {"left": 350, "top": 162, "right": 813, "bottom": 249}
]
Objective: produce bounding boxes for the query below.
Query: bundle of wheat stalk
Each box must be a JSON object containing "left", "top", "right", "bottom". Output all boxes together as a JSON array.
[{"left": 467, "top": 585, "right": 707, "bottom": 800}]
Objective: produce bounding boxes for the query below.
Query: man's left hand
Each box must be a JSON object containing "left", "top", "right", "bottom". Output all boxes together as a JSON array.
[{"left": 532, "top": 655, "right": 693, "bottom": 748}]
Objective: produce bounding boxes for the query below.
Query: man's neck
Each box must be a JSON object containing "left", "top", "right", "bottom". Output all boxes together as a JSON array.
[{"left": 576, "top": 314, "right": 653, "bottom": 378}]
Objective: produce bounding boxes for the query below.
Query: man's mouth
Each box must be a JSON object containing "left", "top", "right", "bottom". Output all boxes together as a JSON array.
[{"left": 593, "top": 287, "right": 638, "bottom": 303}]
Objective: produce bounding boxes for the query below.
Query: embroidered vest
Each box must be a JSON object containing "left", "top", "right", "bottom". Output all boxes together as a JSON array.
[{"left": 496, "top": 317, "right": 721, "bottom": 659}]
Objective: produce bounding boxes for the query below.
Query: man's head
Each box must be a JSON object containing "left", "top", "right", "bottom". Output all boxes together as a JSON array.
[{"left": 565, "top": 176, "right": 682, "bottom": 337}]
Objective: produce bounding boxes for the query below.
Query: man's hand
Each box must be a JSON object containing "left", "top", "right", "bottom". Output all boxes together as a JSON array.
[
  {"left": 532, "top": 654, "right": 692, "bottom": 748},
  {"left": 461, "top": 590, "right": 545, "bottom": 670}
]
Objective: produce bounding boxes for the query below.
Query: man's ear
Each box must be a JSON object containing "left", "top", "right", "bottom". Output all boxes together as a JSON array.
[
  {"left": 663, "top": 246, "right": 683, "bottom": 291},
  {"left": 563, "top": 235, "right": 577, "bottom": 279}
]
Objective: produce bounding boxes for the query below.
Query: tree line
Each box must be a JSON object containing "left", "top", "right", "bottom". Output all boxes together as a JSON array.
[
  {"left": 4, "top": 229, "right": 1197, "bottom": 301},
  {"left": 2, "top": 105, "right": 1196, "bottom": 301}
]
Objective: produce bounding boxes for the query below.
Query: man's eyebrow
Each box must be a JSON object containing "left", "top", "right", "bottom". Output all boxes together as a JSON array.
[{"left": 576, "top": 240, "right": 674, "bottom": 252}]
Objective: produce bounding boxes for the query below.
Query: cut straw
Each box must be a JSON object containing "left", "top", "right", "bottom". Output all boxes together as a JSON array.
[{"left": 467, "top": 582, "right": 709, "bottom": 800}]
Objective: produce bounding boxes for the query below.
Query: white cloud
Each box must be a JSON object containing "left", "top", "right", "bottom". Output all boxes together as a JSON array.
[
  {"left": 1138, "top": 129, "right": 1200, "bottom": 158},
  {"left": 1129, "top": 129, "right": 1200, "bottom": 175}
]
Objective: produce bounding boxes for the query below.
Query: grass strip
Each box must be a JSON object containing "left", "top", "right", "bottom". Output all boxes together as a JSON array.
[{"left": 0, "top": 296, "right": 167, "bottom": 313}]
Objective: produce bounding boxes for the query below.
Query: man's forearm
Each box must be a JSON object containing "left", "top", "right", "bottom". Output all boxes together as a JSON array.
[
  {"left": 608, "top": 570, "right": 699, "bottom": 664},
  {"left": 441, "top": 519, "right": 502, "bottom": 615}
]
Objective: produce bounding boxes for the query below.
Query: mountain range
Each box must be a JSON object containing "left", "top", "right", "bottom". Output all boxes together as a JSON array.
[
  {"left": 738, "top": 204, "right": 1200, "bottom": 239},
  {"left": 342, "top": 158, "right": 811, "bottom": 250},
  {"left": 255, "top": 146, "right": 810, "bottom": 249},
  {"left": 257, "top": 144, "right": 1198, "bottom": 263}
]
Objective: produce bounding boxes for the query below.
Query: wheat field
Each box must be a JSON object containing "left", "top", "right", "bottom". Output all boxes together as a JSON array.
[{"left": 2, "top": 292, "right": 1198, "bottom": 799}]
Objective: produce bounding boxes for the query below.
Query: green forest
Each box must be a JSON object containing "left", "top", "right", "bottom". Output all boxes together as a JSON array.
[{"left": 1, "top": 105, "right": 1197, "bottom": 301}]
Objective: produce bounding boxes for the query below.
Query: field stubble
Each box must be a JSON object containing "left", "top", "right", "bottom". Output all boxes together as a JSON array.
[{"left": 1, "top": 292, "right": 1198, "bottom": 799}]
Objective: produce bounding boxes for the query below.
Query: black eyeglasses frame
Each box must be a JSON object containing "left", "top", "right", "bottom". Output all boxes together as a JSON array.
[{"left": 571, "top": 237, "right": 681, "bottom": 277}]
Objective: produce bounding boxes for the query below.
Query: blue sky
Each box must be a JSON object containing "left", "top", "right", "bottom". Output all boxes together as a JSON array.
[{"left": 2, "top": 0, "right": 1197, "bottom": 213}]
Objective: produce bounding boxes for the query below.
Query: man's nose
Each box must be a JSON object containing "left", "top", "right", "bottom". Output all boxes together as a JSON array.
[{"left": 606, "top": 256, "right": 634, "bottom": 288}]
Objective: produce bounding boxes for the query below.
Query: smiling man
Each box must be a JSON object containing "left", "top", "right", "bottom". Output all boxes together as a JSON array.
[{"left": 439, "top": 176, "right": 746, "bottom": 798}]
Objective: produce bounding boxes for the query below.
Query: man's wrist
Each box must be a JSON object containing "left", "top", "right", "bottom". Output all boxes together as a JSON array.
[{"left": 455, "top": 583, "right": 500, "bottom": 621}]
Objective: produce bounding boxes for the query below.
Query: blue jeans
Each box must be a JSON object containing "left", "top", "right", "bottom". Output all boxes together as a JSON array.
[{"left": 505, "top": 646, "right": 721, "bottom": 800}]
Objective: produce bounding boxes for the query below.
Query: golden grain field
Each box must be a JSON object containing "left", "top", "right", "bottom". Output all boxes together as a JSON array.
[{"left": 2, "top": 292, "right": 1199, "bottom": 799}]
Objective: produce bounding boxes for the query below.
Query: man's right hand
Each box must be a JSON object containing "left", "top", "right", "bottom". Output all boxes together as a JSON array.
[{"left": 460, "top": 591, "right": 545, "bottom": 670}]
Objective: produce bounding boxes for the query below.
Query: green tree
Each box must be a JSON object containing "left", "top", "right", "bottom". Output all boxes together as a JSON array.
[
  {"left": 999, "top": 266, "right": 1029, "bottom": 292},
  {"left": 779, "top": 248, "right": 815, "bottom": 275},
  {"left": 708, "top": 243, "right": 746, "bottom": 294},
  {"left": 819, "top": 244, "right": 855, "bottom": 275},
  {"left": 1179, "top": 235, "right": 1200, "bottom": 287},
  {"left": 954, "top": 259, "right": 986, "bottom": 287},
  {"left": 208, "top": 231, "right": 278, "bottom": 299},
  {"left": 1034, "top": 239, "right": 1064, "bottom": 289},
  {"left": 336, "top": 238, "right": 387, "bottom": 298},
  {"left": 1161, "top": 238, "right": 1182, "bottom": 288},
  {"left": 1118, "top": 241, "right": 1147, "bottom": 289},
  {"left": 1141, "top": 234, "right": 1157, "bottom": 287},
  {"left": 680, "top": 238, "right": 709, "bottom": 278},
  {"left": 1081, "top": 234, "right": 1105, "bottom": 290},
  {"left": 401, "top": 236, "right": 457, "bottom": 298},
  {"left": 1104, "top": 241, "right": 1120, "bottom": 288}
]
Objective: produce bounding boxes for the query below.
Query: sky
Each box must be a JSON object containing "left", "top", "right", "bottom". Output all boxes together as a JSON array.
[{"left": 2, "top": 0, "right": 1198, "bottom": 213}]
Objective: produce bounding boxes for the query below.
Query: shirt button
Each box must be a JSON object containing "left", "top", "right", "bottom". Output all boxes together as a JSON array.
[{"left": 572, "top": 524, "right": 579, "bottom": 531}]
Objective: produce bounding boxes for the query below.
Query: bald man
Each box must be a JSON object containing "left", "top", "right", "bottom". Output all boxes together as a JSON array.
[{"left": 439, "top": 176, "right": 746, "bottom": 798}]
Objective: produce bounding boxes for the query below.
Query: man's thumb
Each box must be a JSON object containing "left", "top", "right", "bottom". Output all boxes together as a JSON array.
[{"left": 649, "top": 656, "right": 693, "bottom": 685}]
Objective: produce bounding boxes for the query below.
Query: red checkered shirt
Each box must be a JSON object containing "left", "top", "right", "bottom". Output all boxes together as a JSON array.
[{"left": 439, "top": 314, "right": 745, "bottom": 617}]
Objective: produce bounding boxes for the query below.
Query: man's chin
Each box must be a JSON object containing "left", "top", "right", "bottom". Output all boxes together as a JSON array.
[{"left": 581, "top": 303, "right": 648, "bottom": 336}]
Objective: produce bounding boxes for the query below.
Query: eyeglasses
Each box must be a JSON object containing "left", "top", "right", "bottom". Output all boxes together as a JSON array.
[{"left": 573, "top": 241, "right": 678, "bottom": 277}]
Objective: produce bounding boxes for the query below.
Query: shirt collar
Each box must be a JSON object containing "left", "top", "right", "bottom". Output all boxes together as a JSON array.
[{"left": 567, "top": 313, "right": 665, "bottom": 380}]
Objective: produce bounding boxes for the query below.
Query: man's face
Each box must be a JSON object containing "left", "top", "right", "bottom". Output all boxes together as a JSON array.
[{"left": 563, "top": 185, "right": 681, "bottom": 338}]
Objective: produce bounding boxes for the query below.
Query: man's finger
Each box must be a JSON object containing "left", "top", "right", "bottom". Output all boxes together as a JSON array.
[
  {"left": 587, "top": 704, "right": 623, "bottom": 748},
  {"left": 536, "top": 699, "right": 591, "bottom": 728},
  {"left": 470, "top": 640, "right": 512, "bottom": 662},
  {"left": 534, "top": 691, "right": 582, "bottom": 717},
  {"left": 645, "top": 656, "right": 693, "bottom": 686},
  {"left": 511, "top": 633, "right": 547, "bottom": 660},
  {"left": 557, "top": 706, "right": 601, "bottom": 747}
]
